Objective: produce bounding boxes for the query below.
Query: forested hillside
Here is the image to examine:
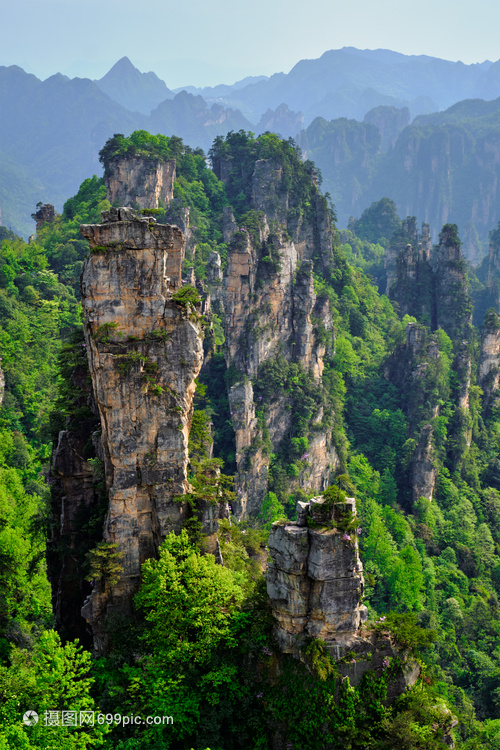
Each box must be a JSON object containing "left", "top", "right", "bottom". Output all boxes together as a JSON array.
[{"left": 3, "top": 130, "right": 500, "bottom": 749}]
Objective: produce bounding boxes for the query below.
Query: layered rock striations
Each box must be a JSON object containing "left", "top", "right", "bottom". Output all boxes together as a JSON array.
[
  {"left": 478, "top": 310, "right": 500, "bottom": 411},
  {"left": 267, "top": 497, "right": 367, "bottom": 654},
  {"left": 32, "top": 203, "right": 55, "bottom": 231},
  {"left": 213, "top": 158, "right": 339, "bottom": 516},
  {"left": 47, "top": 374, "right": 101, "bottom": 647},
  {"left": 105, "top": 157, "right": 176, "bottom": 210},
  {"left": 79, "top": 208, "right": 204, "bottom": 649},
  {"left": 267, "top": 496, "right": 420, "bottom": 693},
  {"left": 385, "top": 323, "right": 441, "bottom": 503},
  {"left": 387, "top": 221, "right": 433, "bottom": 314}
]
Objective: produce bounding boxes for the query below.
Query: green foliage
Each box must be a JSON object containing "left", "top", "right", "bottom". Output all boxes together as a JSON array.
[
  {"left": 258, "top": 491, "right": 286, "bottom": 530},
  {"left": 171, "top": 284, "right": 202, "bottom": 307},
  {"left": 94, "top": 321, "right": 122, "bottom": 343},
  {"left": 375, "top": 612, "right": 435, "bottom": 657},
  {"left": 0, "top": 630, "right": 106, "bottom": 749},
  {"left": 209, "top": 130, "right": 320, "bottom": 221},
  {"left": 136, "top": 530, "right": 245, "bottom": 665},
  {"left": 85, "top": 542, "right": 123, "bottom": 588},
  {"left": 380, "top": 688, "right": 457, "bottom": 750},
  {"left": 303, "top": 638, "right": 338, "bottom": 681},
  {"left": 98, "top": 132, "right": 174, "bottom": 174},
  {"left": 351, "top": 197, "right": 402, "bottom": 248}
]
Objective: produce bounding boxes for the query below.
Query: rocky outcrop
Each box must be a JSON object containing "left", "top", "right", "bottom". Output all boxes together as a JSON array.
[
  {"left": 363, "top": 105, "right": 410, "bottom": 152},
  {"left": 79, "top": 208, "right": 204, "bottom": 651},
  {"left": 434, "top": 224, "right": 473, "bottom": 341},
  {"left": 387, "top": 223, "right": 473, "bottom": 471},
  {"left": 478, "top": 310, "right": 500, "bottom": 410},
  {"left": 267, "top": 496, "right": 421, "bottom": 695},
  {"left": 257, "top": 103, "right": 304, "bottom": 140},
  {"left": 385, "top": 218, "right": 431, "bottom": 299},
  {"left": 209, "top": 156, "right": 340, "bottom": 516},
  {"left": 105, "top": 157, "right": 176, "bottom": 209},
  {"left": 32, "top": 203, "right": 55, "bottom": 231},
  {"left": 412, "top": 424, "right": 437, "bottom": 503},
  {"left": 385, "top": 323, "right": 441, "bottom": 503},
  {"left": 46, "top": 346, "right": 102, "bottom": 647},
  {"left": 267, "top": 497, "right": 367, "bottom": 654}
]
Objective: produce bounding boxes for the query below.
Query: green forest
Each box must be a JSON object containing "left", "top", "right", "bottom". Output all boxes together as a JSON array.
[{"left": 3, "top": 129, "right": 500, "bottom": 749}]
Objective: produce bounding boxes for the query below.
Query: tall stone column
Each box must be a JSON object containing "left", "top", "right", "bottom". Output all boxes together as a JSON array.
[{"left": 79, "top": 208, "right": 203, "bottom": 651}]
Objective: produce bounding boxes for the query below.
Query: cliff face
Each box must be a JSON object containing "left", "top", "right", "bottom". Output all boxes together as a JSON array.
[
  {"left": 45, "top": 334, "right": 105, "bottom": 647},
  {"left": 79, "top": 208, "right": 204, "bottom": 650},
  {"left": 385, "top": 218, "right": 432, "bottom": 299},
  {"left": 388, "top": 222, "right": 472, "bottom": 340},
  {"left": 478, "top": 311, "right": 500, "bottom": 410},
  {"left": 105, "top": 157, "right": 176, "bottom": 209},
  {"left": 363, "top": 105, "right": 410, "bottom": 152},
  {"left": 298, "top": 118, "right": 381, "bottom": 226},
  {"left": 434, "top": 224, "right": 473, "bottom": 341},
  {"left": 214, "top": 158, "right": 339, "bottom": 516},
  {"left": 32, "top": 203, "right": 55, "bottom": 231},
  {"left": 385, "top": 323, "right": 441, "bottom": 503},
  {"left": 267, "top": 497, "right": 367, "bottom": 655},
  {"left": 257, "top": 103, "right": 304, "bottom": 140}
]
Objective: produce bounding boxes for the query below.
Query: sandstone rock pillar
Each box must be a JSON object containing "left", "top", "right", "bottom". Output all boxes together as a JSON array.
[
  {"left": 267, "top": 497, "right": 367, "bottom": 655},
  {"left": 79, "top": 208, "right": 203, "bottom": 651}
]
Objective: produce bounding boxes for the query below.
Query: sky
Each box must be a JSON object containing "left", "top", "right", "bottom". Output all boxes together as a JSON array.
[{"left": 2, "top": 0, "right": 500, "bottom": 88}]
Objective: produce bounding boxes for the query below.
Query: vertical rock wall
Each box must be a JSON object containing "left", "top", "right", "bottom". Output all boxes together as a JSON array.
[
  {"left": 478, "top": 311, "right": 500, "bottom": 411},
  {"left": 214, "top": 161, "right": 338, "bottom": 516},
  {"left": 385, "top": 323, "right": 441, "bottom": 503},
  {"left": 47, "top": 356, "right": 102, "bottom": 647},
  {"left": 105, "top": 157, "right": 176, "bottom": 210},
  {"left": 79, "top": 208, "right": 204, "bottom": 650},
  {"left": 435, "top": 224, "right": 473, "bottom": 340}
]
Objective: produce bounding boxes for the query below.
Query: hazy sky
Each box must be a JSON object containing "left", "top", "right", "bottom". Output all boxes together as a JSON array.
[{"left": 2, "top": 0, "right": 500, "bottom": 87}]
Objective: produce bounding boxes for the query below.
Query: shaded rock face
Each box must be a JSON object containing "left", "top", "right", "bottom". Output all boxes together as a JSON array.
[
  {"left": 46, "top": 360, "right": 102, "bottom": 647},
  {"left": 478, "top": 312, "right": 500, "bottom": 410},
  {"left": 257, "top": 103, "right": 304, "bottom": 140},
  {"left": 387, "top": 225, "right": 473, "bottom": 482},
  {"left": 216, "top": 167, "right": 338, "bottom": 515},
  {"left": 385, "top": 218, "right": 431, "bottom": 298},
  {"left": 435, "top": 225, "right": 473, "bottom": 341},
  {"left": 386, "top": 323, "right": 441, "bottom": 503},
  {"left": 267, "top": 498, "right": 421, "bottom": 696},
  {"left": 32, "top": 203, "right": 55, "bottom": 231},
  {"left": 387, "top": 323, "right": 440, "bottom": 434},
  {"left": 413, "top": 424, "right": 437, "bottom": 504},
  {"left": 48, "top": 427, "right": 100, "bottom": 646},
  {"left": 267, "top": 498, "right": 367, "bottom": 654},
  {"left": 388, "top": 218, "right": 474, "bottom": 344},
  {"left": 363, "top": 105, "right": 410, "bottom": 152},
  {"left": 105, "top": 157, "right": 176, "bottom": 210},
  {"left": 79, "top": 210, "right": 204, "bottom": 651}
]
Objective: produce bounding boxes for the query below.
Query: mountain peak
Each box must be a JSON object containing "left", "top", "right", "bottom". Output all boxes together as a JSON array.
[
  {"left": 95, "top": 58, "right": 174, "bottom": 115},
  {"left": 99, "top": 57, "right": 139, "bottom": 82}
]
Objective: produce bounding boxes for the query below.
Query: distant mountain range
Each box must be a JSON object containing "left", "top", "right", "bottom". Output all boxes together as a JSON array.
[
  {"left": 299, "top": 97, "right": 500, "bottom": 261},
  {"left": 3, "top": 48, "right": 500, "bottom": 252},
  {"left": 182, "top": 47, "right": 500, "bottom": 124}
]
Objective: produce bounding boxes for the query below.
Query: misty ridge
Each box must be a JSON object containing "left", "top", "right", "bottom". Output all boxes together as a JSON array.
[{"left": 2, "top": 46, "right": 500, "bottom": 263}]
